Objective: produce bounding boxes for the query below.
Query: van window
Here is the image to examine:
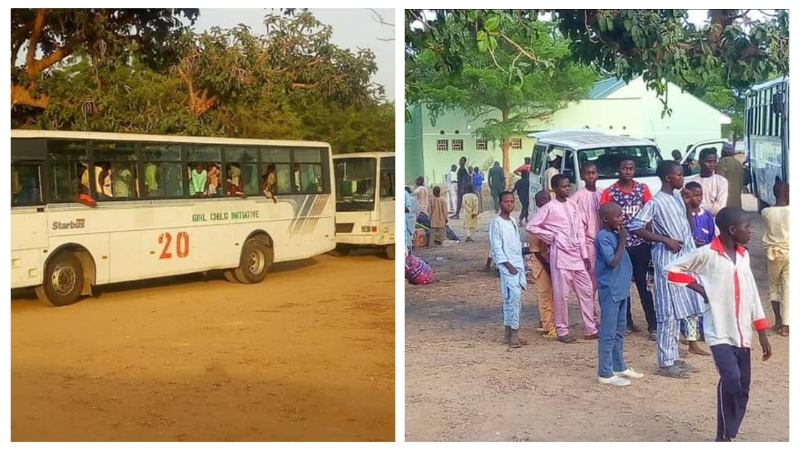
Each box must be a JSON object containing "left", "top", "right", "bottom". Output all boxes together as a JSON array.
[
  {"left": 578, "top": 145, "right": 663, "bottom": 180},
  {"left": 531, "top": 143, "right": 547, "bottom": 176}
]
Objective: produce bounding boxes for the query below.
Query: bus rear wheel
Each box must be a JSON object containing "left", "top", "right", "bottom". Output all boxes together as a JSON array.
[
  {"left": 384, "top": 244, "right": 395, "bottom": 260},
  {"left": 234, "top": 239, "right": 273, "bottom": 284},
  {"left": 223, "top": 270, "right": 238, "bottom": 283},
  {"left": 35, "top": 251, "right": 84, "bottom": 307}
]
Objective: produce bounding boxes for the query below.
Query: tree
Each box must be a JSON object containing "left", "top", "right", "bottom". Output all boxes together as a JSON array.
[
  {"left": 407, "top": 9, "right": 789, "bottom": 108},
  {"left": 408, "top": 19, "right": 596, "bottom": 183},
  {"left": 11, "top": 10, "right": 393, "bottom": 154},
  {"left": 11, "top": 8, "right": 199, "bottom": 109}
]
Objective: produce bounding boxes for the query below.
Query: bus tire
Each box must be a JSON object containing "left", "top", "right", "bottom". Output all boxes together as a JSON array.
[
  {"left": 223, "top": 270, "right": 239, "bottom": 283},
  {"left": 36, "top": 251, "right": 84, "bottom": 307},
  {"left": 234, "top": 239, "right": 272, "bottom": 284},
  {"left": 384, "top": 244, "right": 395, "bottom": 260}
]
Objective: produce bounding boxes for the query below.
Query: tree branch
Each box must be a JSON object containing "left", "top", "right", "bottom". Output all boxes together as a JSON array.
[{"left": 26, "top": 9, "right": 48, "bottom": 69}]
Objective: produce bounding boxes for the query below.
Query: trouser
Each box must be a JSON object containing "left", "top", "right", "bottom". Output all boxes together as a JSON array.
[
  {"left": 552, "top": 266, "right": 597, "bottom": 337},
  {"left": 477, "top": 188, "right": 484, "bottom": 212},
  {"left": 455, "top": 189, "right": 465, "bottom": 215},
  {"left": 501, "top": 272, "right": 524, "bottom": 330},
  {"left": 431, "top": 227, "right": 444, "bottom": 244},
  {"left": 711, "top": 344, "right": 752, "bottom": 441},
  {"left": 586, "top": 239, "right": 597, "bottom": 293},
  {"left": 518, "top": 195, "right": 529, "bottom": 222},
  {"left": 536, "top": 270, "right": 554, "bottom": 332},
  {"left": 626, "top": 243, "right": 656, "bottom": 332},
  {"left": 492, "top": 191, "right": 502, "bottom": 212},
  {"left": 656, "top": 315, "right": 681, "bottom": 367},
  {"left": 465, "top": 227, "right": 475, "bottom": 238},
  {"left": 446, "top": 187, "right": 457, "bottom": 212},
  {"left": 598, "top": 295, "right": 628, "bottom": 378},
  {"left": 767, "top": 253, "right": 789, "bottom": 326}
]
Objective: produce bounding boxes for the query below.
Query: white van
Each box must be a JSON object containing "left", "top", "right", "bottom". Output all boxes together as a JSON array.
[
  {"left": 528, "top": 130, "right": 664, "bottom": 198},
  {"left": 528, "top": 130, "right": 728, "bottom": 212}
]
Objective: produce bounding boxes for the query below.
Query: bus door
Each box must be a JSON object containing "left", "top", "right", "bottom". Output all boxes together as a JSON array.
[{"left": 378, "top": 157, "right": 395, "bottom": 242}]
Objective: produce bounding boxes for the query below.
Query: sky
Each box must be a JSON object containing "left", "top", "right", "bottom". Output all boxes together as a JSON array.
[{"left": 192, "top": 8, "right": 396, "bottom": 101}]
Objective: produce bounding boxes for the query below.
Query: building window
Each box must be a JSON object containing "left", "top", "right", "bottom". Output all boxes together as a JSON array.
[
  {"left": 511, "top": 138, "right": 522, "bottom": 149},
  {"left": 452, "top": 140, "right": 464, "bottom": 151},
  {"left": 437, "top": 140, "right": 448, "bottom": 151},
  {"left": 476, "top": 139, "right": 487, "bottom": 151}
]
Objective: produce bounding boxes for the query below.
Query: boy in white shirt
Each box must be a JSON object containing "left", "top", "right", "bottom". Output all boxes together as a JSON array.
[
  {"left": 761, "top": 181, "right": 790, "bottom": 337},
  {"left": 664, "top": 207, "right": 772, "bottom": 442}
]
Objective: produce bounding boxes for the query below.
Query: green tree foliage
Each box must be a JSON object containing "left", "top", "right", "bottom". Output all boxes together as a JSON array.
[
  {"left": 407, "top": 9, "right": 789, "bottom": 112},
  {"left": 408, "top": 17, "right": 596, "bottom": 182},
  {"left": 11, "top": 10, "right": 393, "bottom": 154}
]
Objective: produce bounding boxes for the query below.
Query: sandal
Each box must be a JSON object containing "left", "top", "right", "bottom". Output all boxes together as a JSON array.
[
  {"left": 584, "top": 333, "right": 599, "bottom": 340},
  {"left": 780, "top": 326, "right": 789, "bottom": 337},
  {"left": 557, "top": 335, "right": 578, "bottom": 344},
  {"left": 656, "top": 365, "right": 690, "bottom": 379},
  {"left": 675, "top": 360, "right": 699, "bottom": 373}
]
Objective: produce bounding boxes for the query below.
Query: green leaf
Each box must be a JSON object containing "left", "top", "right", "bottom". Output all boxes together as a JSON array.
[{"left": 485, "top": 15, "right": 501, "bottom": 32}]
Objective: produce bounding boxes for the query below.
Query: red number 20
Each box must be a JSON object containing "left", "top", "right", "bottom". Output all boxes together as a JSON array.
[{"left": 158, "top": 232, "right": 190, "bottom": 259}]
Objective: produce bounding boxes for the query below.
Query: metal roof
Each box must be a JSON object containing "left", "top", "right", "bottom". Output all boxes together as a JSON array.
[
  {"left": 527, "top": 129, "right": 655, "bottom": 150},
  {"left": 587, "top": 77, "right": 627, "bottom": 99}
]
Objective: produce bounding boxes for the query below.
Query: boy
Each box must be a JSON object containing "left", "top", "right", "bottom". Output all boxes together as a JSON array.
[
  {"left": 600, "top": 157, "right": 656, "bottom": 338},
  {"left": 412, "top": 176, "right": 430, "bottom": 219},
  {"left": 529, "top": 191, "right": 555, "bottom": 337},
  {"left": 572, "top": 162, "right": 602, "bottom": 291},
  {"left": 762, "top": 181, "right": 789, "bottom": 337},
  {"left": 679, "top": 182, "right": 713, "bottom": 356},
  {"left": 665, "top": 207, "right": 772, "bottom": 442},
  {"left": 690, "top": 148, "right": 728, "bottom": 216},
  {"left": 489, "top": 191, "right": 528, "bottom": 348},
  {"left": 429, "top": 186, "right": 448, "bottom": 246},
  {"left": 462, "top": 184, "right": 480, "bottom": 242},
  {"left": 596, "top": 202, "right": 644, "bottom": 386},
  {"left": 629, "top": 161, "right": 701, "bottom": 378},
  {"left": 472, "top": 167, "right": 484, "bottom": 212},
  {"left": 526, "top": 175, "right": 597, "bottom": 343}
]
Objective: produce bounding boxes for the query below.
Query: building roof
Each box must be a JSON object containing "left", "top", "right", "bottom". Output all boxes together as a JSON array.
[
  {"left": 527, "top": 129, "right": 655, "bottom": 150},
  {"left": 587, "top": 77, "right": 627, "bottom": 99}
]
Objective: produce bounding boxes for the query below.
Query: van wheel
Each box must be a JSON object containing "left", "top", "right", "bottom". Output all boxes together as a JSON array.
[
  {"left": 234, "top": 239, "right": 273, "bottom": 284},
  {"left": 223, "top": 270, "right": 239, "bottom": 283},
  {"left": 384, "top": 244, "right": 395, "bottom": 260},
  {"left": 36, "top": 252, "right": 84, "bottom": 307}
]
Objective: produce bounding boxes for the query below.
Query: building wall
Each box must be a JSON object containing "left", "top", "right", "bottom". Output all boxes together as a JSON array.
[{"left": 607, "top": 78, "right": 727, "bottom": 153}]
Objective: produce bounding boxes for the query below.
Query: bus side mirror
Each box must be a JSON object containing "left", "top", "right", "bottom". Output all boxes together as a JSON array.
[{"left": 771, "top": 92, "right": 784, "bottom": 115}]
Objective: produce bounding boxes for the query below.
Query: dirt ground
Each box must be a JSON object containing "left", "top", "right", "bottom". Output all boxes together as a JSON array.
[
  {"left": 11, "top": 251, "right": 395, "bottom": 442},
  {"left": 405, "top": 194, "right": 789, "bottom": 442}
]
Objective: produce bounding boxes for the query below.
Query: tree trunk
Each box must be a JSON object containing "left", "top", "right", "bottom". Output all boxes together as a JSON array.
[{"left": 501, "top": 108, "right": 511, "bottom": 188}]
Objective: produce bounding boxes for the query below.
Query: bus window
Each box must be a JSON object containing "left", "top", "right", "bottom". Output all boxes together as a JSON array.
[
  {"left": 261, "top": 148, "right": 293, "bottom": 194},
  {"left": 11, "top": 162, "right": 42, "bottom": 205},
  {"left": 47, "top": 140, "right": 88, "bottom": 202},
  {"left": 293, "top": 148, "right": 323, "bottom": 194},
  {"left": 186, "top": 146, "right": 221, "bottom": 197},
  {"left": 141, "top": 144, "right": 183, "bottom": 198},
  {"left": 225, "top": 147, "right": 259, "bottom": 196},
  {"left": 380, "top": 156, "right": 395, "bottom": 198},
  {"left": 94, "top": 142, "right": 137, "bottom": 200}
]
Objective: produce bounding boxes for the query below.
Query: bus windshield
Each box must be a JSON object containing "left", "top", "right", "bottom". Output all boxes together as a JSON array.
[
  {"left": 335, "top": 157, "right": 377, "bottom": 212},
  {"left": 578, "top": 145, "right": 663, "bottom": 179}
]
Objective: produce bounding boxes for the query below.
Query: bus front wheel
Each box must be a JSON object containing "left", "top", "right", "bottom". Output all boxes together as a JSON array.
[
  {"left": 234, "top": 239, "right": 273, "bottom": 284},
  {"left": 36, "top": 251, "right": 84, "bottom": 307}
]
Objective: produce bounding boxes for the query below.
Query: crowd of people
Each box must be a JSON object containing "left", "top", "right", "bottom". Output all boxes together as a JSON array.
[{"left": 406, "top": 149, "right": 790, "bottom": 442}]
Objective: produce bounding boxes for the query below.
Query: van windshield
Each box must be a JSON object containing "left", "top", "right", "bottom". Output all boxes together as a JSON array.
[{"left": 578, "top": 145, "right": 663, "bottom": 180}]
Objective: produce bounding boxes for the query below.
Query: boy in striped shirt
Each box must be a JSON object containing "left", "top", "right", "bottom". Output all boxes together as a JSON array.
[{"left": 664, "top": 207, "right": 772, "bottom": 442}]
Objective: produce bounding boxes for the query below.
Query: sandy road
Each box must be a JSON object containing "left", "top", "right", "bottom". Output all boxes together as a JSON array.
[{"left": 11, "top": 251, "right": 395, "bottom": 442}]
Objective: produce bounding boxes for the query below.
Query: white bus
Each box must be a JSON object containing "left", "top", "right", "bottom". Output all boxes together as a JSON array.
[
  {"left": 11, "top": 130, "right": 336, "bottom": 306},
  {"left": 333, "top": 152, "right": 395, "bottom": 259},
  {"left": 745, "top": 76, "right": 789, "bottom": 210}
]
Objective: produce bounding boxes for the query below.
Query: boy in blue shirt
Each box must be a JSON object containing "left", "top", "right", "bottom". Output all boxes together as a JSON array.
[{"left": 595, "top": 202, "right": 644, "bottom": 386}]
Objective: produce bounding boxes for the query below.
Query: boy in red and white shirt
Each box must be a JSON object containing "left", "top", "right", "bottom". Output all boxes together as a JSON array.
[{"left": 664, "top": 207, "right": 772, "bottom": 442}]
